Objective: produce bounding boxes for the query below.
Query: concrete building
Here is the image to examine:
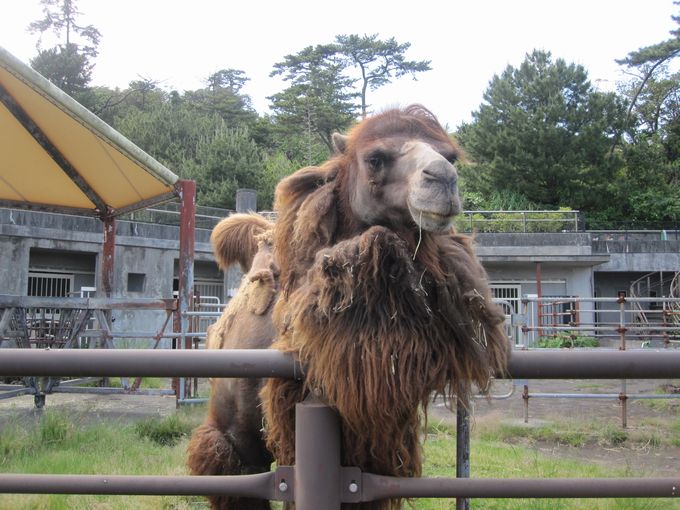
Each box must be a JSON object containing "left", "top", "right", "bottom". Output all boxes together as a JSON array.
[{"left": 1, "top": 206, "right": 678, "bottom": 349}]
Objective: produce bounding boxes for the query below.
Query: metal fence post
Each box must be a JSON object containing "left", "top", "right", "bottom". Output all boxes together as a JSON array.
[
  {"left": 176, "top": 180, "right": 196, "bottom": 404},
  {"left": 618, "top": 293, "right": 628, "bottom": 428},
  {"left": 456, "top": 393, "right": 470, "bottom": 510},
  {"left": 295, "top": 398, "right": 342, "bottom": 509}
]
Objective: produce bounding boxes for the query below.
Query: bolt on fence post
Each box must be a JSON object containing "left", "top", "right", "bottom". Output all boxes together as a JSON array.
[
  {"left": 456, "top": 393, "right": 470, "bottom": 510},
  {"left": 295, "top": 397, "right": 342, "bottom": 509}
]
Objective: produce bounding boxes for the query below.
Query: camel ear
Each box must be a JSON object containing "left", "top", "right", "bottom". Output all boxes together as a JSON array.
[{"left": 332, "top": 133, "right": 348, "bottom": 154}]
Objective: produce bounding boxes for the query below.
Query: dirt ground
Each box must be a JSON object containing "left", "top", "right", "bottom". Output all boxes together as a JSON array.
[{"left": 1, "top": 377, "right": 679, "bottom": 476}]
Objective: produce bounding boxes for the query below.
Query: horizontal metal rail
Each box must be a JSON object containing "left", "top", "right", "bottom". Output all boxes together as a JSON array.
[
  {"left": 0, "top": 473, "right": 275, "bottom": 498},
  {"left": 526, "top": 392, "right": 680, "bottom": 400},
  {"left": 360, "top": 475, "right": 680, "bottom": 500},
  {"left": 0, "top": 296, "right": 176, "bottom": 310},
  {"left": 523, "top": 296, "right": 680, "bottom": 303},
  {"left": 0, "top": 473, "right": 678, "bottom": 500},
  {"left": 1, "top": 348, "right": 680, "bottom": 379},
  {"left": 1, "top": 349, "right": 680, "bottom": 504},
  {"left": 0, "top": 349, "right": 302, "bottom": 379}
]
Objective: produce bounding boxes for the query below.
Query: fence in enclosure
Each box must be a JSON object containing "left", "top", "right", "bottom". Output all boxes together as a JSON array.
[
  {"left": 0, "top": 295, "right": 180, "bottom": 407},
  {"left": 0, "top": 347, "right": 679, "bottom": 507},
  {"left": 516, "top": 295, "right": 680, "bottom": 427}
]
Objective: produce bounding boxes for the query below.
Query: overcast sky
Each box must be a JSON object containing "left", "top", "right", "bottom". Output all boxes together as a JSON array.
[{"left": 1, "top": 0, "right": 677, "bottom": 129}]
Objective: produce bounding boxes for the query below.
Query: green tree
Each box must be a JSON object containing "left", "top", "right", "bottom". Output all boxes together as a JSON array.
[
  {"left": 614, "top": 2, "right": 680, "bottom": 149},
  {"left": 29, "top": 44, "right": 92, "bottom": 96},
  {"left": 183, "top": 125, "right": 266, "bottom": 209},
  {"left": 457, "top": 50, "right": 625, "bottom": 211},
  {"left": 604, "top": 4, "right": 680, "bottom": 228},
  {"left": 184, "top": 69, "right": 258, "bottom": 127},
  {"left": 28, "top": 0, "right": 101, "bottom": 57},
  {"left": 610, "top": 73, "right": 680, "bottom": 228},
  {"left": 335, "top": 34, "right": 431, "bottom": 117},
  {"left": 27, "top": 0, "right": 101, "bottom": 96},
  {"left": 256, "top": 152, "right": 299, "bottom": 210},
  {"left": 114, "top": 99, "right": 223, "bottom": 173},
  {"left": 206, "top": 68, "right": 249, "bottom": 94},
  {"left": 269, "top": 44, "right": 358, "bottom": 157}
]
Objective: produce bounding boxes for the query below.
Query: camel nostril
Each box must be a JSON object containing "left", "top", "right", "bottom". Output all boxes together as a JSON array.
[
  {"left": 422, "top": 161, "right": 458, "bottom": 185},
  {"left": 422, "top": 168, "right": 438, "bottom": 181}
]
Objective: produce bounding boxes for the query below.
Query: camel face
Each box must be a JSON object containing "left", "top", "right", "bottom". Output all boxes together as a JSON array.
[{"left": 349, "top": 136, "right": 461, "bottom": 233}]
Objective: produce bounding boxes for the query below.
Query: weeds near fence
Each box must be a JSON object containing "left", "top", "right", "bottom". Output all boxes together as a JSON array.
[
  {"left": 474, "top": 416, "right": 680, "bottom": 450},
  {"left": 421, "top": 424, "right": 678, "bottom": 510},
  {"left": 1, "top": 409, "right": 679, "bottom": 509},
  {"left": 135, "top": 414, "right": 194, "bottom": 446}
]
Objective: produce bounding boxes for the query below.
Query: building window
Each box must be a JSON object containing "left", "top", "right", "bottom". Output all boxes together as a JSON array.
[{"left": 127, "top": 273, "right": 146, "bottom": 293}]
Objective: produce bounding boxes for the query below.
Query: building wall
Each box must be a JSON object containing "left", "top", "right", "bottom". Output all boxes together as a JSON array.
[
  {"left": 0, "top": 237, "right": 30, "bottom": 295},
  {"left": 0, "top": 209, "right": 217, "bottom": 348},
  {"left": 2, "top": 209, "right": 678, "bottom": 347}
]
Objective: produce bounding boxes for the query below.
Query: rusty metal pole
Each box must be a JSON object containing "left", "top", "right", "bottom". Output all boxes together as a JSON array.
[
  {"left": 662, "top": 301, "right": 670, "bottom": 348},
  {"left": 523, "top": 384, "right": 530, "bottom": 423},
  {"left": 98, "top": 214, "right": 116, "bottom": 390},
  {"left": 295, "top": 398, "right": 342, "bottom": 510},
  {"left": 101, "top": 215, "right": 115, "bottom": 299},
  {"left": 177, "top": 180, "right": 196, "bottom": 404},
  {"left": 456, "top": 393, "right": 470, "bottom": 510},
  {"left": 618, "top": 293, "right": 628, "bottom": 428},
  {"left": 536, "top": 263, "right": 543, "bottom": 339}
]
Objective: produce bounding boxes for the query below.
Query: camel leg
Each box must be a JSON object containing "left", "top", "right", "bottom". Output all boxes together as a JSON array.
[{"left": 187, "top": 378, "right": 272, "bottom": 510}]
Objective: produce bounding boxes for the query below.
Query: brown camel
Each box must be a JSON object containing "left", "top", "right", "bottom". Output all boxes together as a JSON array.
[
  {"left": 187, "top": 105, "right": 510, "bottom": 510},
  {"left": 187, "top": 213, "right": 276, "bottom": 510}
]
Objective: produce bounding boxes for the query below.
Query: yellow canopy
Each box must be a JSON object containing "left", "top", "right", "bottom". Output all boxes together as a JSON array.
[{"left": 0, "top": 46, "right": 179, "bottom": 218}]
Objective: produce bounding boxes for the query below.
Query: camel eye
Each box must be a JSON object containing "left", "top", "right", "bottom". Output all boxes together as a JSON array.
[
  {"left": 366, "top": 151, "right": 389, "bottom": 171},
  {"left": 444, "top": 152, "right": 459, "bottom": 164}
]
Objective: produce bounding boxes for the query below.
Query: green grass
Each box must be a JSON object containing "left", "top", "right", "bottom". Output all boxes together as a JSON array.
[
  {"left": 672, "top": 420, "right": 680, "bottom": 446},
  {"left": 98, "top": 376, "right": 169, "bottom": 389},
  {"left": 0, "top": 409, "right": 207, "bottom": 509},
  {"left": 1, "top": 409, "right": 678, "bottom": 509},
  {"left": 473, "top": 413, "right": 680, "bottom": 450},
  {"left": 135, "top": 413, "right": 195, "bottom": 446},
  {"left": 418, "top": 429, "right": 679, "bottom": 510}
]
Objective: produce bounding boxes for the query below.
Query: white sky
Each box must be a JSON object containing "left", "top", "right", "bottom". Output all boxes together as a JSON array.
[{"left": 1, "top": 0, "right": 677, "bottom": 129}]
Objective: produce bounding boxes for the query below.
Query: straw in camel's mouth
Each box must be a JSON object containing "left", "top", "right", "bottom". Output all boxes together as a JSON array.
[{"left": 408, "top": 201, "right": 457, "bottom": 232}]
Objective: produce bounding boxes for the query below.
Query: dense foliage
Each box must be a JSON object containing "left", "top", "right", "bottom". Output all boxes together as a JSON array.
[
  {"left": 24, "top": 1, "right": 680, "bottom": 226},
  {"left": 457, "top": 50, "right": 626, "bottom": 212}
]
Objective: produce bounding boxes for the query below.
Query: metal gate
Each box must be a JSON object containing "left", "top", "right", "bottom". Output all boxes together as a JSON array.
[{"left": 491, "top": 284, "right": 521, "bottom": 344}]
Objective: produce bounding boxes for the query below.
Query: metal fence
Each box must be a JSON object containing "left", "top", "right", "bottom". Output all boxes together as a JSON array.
[
  {"left": 518, "top": 295, "right": 680, "bottom": 347},
  {"left": 0, "top": 296, "right": 179, "bottom": 406},
  {"left": 516, "top": 295, "right": 680, "bottom": 428},
  {"left": 0, "top": 348, "right": 679, "bottom": 507},
  {"left": 120, "top": 206, "right": 588, "bottom": 234}
]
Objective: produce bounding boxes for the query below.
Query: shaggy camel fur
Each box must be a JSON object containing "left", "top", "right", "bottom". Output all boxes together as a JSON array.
[
  {"left": 188, "top": 105, "right": 510, "bottom": 510},
  {"left": 186, "top": 213, "right": 276, "bottom": 510}
]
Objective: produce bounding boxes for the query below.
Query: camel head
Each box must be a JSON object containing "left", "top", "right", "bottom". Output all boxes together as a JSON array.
[{"left": 334, "top": 105, "right": 462, "bottom": 234}]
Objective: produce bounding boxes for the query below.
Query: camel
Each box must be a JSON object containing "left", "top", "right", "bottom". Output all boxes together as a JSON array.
[
  {"left": 187, "top": 213, "right": 276, "bottom": 510},
  {"left": 187, "top": 105, "right": 510, "bottom": 510}
]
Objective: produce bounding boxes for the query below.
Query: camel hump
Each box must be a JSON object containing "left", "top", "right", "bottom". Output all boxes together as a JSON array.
[{"left": 210, "top": 213, "right": 274, "bottom": 272}]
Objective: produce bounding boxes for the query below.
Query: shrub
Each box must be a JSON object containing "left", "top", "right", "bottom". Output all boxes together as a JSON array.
[
  {"left": 536, "top": 334, "right": 599, "bottom": 348},
  {"left": 134, "top": 414, "right": 193, "bottom": 446},
  {"left": 599, "top": 424, "right": 628, "bottom": 447}
]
